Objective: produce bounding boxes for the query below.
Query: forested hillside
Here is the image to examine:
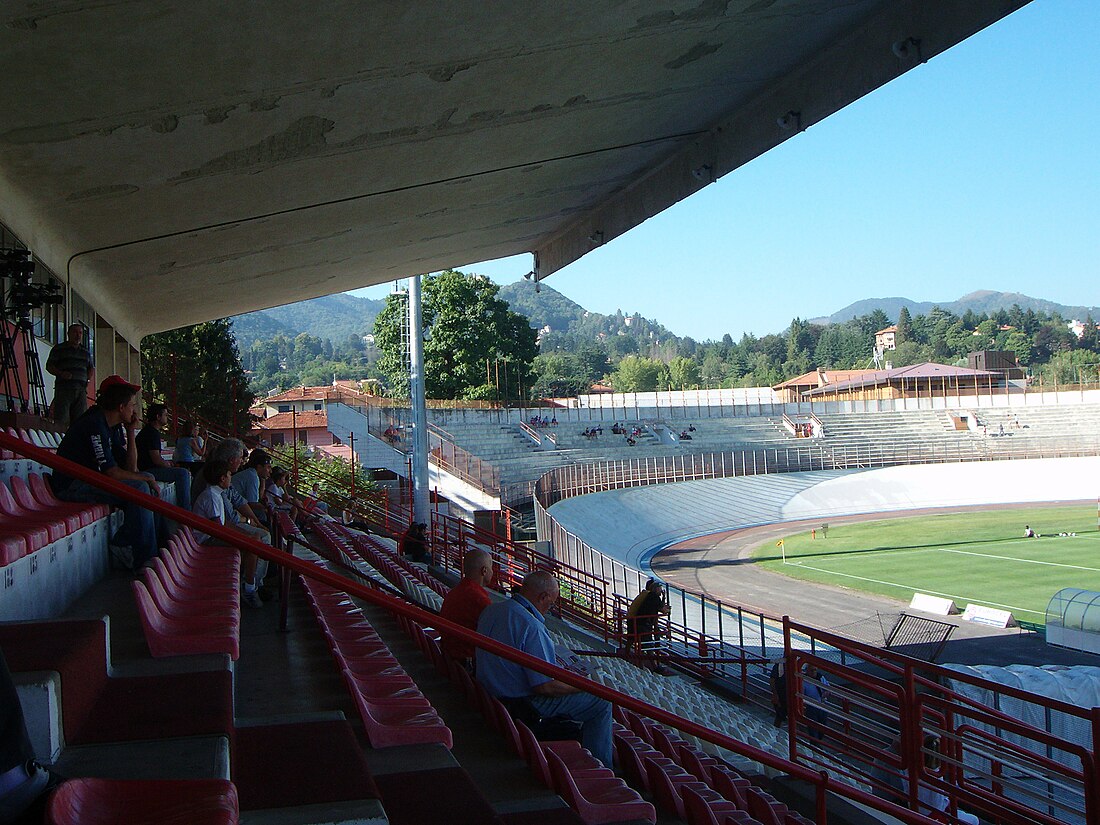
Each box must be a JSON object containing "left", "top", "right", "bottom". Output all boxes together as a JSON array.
[{"left": 233, "top": 276, "right": 1100, "bottom": 398}]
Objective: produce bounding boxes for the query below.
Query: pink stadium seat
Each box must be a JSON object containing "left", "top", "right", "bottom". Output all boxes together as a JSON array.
[
  {"left": 30, "top": 473, "right": 109, "bottom": 521},
  {"left": 0, "top": 531, "right": 27, "bottom": 565},
  {"left": 46, "top": 777, "right": 239, "bottom": 825},
  {"left": 10, "top": 475, "right": 82, "bottom": 533},
  {"left": 132, "top": 580, "right": 240, "bottom": 660},
  {"left": 643, "top": 754, "right": 716, "bottom": 820},
  {"left": 682, "top": 785, "right": 759, "bottom": 825},
  {"left": 140, "top": 568, "right": 238, "bottom": 621},
  {"left": 345, "top": 688, "right": 452, "bottom": 749},
  {"left": 744, "top": 787, "right": 788, "bottom": 825},
  {"left": 546, "top": 749, "right": 656, "bottom": 825},
  {"left": 0, "top": 481, "right": 66, "bottom": 543},
  {"left": 517, "top": 720, "right": 607, "bottom": 788}
]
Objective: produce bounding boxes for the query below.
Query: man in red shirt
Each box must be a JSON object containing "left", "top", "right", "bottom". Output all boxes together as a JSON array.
[{"left": 439, "top": 548, "right": 494, "bottom": 670}]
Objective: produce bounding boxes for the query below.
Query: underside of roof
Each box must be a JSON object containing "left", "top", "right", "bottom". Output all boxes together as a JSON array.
[{"left": 0, "top": 0, "right": 1030, "bottom": 342}]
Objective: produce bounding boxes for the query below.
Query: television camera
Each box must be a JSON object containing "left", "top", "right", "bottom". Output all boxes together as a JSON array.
[{"left": 2, "top": 248, "right": 64, "bottom": 329}]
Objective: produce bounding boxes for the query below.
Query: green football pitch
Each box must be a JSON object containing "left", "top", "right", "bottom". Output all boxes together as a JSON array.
[{"left": 753, "top": 505, "right": 1100, "bottom": 621}]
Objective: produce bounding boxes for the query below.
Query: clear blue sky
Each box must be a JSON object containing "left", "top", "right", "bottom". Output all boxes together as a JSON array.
[{"left": 351, "top": 0, "right": 1099, "bottom": 342}]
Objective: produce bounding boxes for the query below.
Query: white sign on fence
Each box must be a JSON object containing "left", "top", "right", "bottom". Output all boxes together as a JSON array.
[
  {"left": 962, "top": 603, "right": 1016, "bottom": 628},
  {"left": 910, "top": 593, "right": 958, "bottom": 616}
]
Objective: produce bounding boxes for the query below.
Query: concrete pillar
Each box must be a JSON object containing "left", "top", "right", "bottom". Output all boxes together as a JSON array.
[{"left": 408, "top": 275, "right": 430, "bottom": 523}]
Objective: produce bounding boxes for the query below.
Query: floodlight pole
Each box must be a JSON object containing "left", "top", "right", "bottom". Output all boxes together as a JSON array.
[{"left": 408, "top": 274, "right": 430, "bottom": 524}]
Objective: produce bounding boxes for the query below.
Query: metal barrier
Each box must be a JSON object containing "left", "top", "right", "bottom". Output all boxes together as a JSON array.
[{"left": 784, "top": 620, "right": 1099, "bottom": 825}]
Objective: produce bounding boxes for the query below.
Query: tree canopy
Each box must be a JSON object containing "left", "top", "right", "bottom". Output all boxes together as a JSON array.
[
  {"left": 373, "top": 270, "right": 538, "bottom": 399},
  {"left": 141, "top": 318, "right": 256, "bottom": 434}
]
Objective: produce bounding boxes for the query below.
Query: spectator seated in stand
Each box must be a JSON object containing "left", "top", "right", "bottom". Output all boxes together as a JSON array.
[
  {"left": 192, "top": 438, "right": 270, "bottom": 605},
  {"left": 679, "top": 431, "right": 692, "bottom": 441},
  {"left": 399, "top": 522, "right": 431, "bottom": 564},
  {"left": 135, "top": 402, "right": 191, "bottom": 510},
  {"left": 302, "top": 483, "right": 331, "bottom": 517},
  {"left": 626, "top": 436, "right": 636, "bottom": 446},
  {"left": 171, "top": 420, "right": 204, "bottom": 473},
  {"left": 231, "top": 449, "right": 272, "bottom": 527},
  {"left": 51, "top": 376, "right": 160, "bottom": 572},
  {"left": 439, "top": 549, "right": 493, "bottom": 672},
  {"left": 193, "top": 460, "right": 263, "bottom": 609},
  {"left": 265, "top": 467, "right": 304, "bottom": 523},
  {"left": 382, "top": 425, "right": 400, "bottom": 444},
  {"left": 477, "top": 570, "right": 614, "bottom": 768}
]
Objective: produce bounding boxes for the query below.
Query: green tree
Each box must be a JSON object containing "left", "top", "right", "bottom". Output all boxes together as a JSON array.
[
  {"left": 142, "top": 318, "right": 256, "bottom": 434},
  {"left": 611, "top": 355, "right": 666, "bottom": 391},
  {"left": 666, "top": 357, "right": 701, "bottom": 389},
  {"left": 895, "top": 306, "right": 912, "bottom": 344},
  {"left": 373, "top": 271, "right": 538, "bottom": 400}
]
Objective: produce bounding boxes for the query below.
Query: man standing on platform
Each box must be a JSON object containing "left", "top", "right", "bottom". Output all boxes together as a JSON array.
[
  {"left": 476, "top": 570, "right": 613, "bottom": 767},
  {"left": 45, "top": 323, "right": 94, "bottom": 430},
  {"left": 439, "top": 549, "right": 493, "bottom": 671}
]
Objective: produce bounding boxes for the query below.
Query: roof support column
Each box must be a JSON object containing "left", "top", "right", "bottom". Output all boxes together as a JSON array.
[{"left": 408, "top": 274, "right": 430, "bottom": 523}]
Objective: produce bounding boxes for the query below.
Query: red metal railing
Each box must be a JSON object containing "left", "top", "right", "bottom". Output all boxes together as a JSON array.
[
  {"left": 784, "top": 619, "right": 1098, "bottom": 825},
  {"left": 0, "top": 429, "right": 957, "bottom": 825}
]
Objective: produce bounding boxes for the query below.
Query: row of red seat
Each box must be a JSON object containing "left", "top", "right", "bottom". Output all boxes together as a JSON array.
[
  {"left": 45, "top": 777, "right": 239, "bottom": 825},
  {"left": 300, "top": 574, "right": 453, "bottom": 748},
  {"left": 616, "top": 706, "right": 811, "bottom": 825},
  {"left": 132, "top": 528, "right": 242, "bottom": 660},
  {"left": 345, "top": 527, "right": 448, "bottom": 597},
  {"left": 399, "top": 614, "right": 655, "bottom": 824},
  {"left": 0, "top": 473, "right": 108, "bottom": 564}
]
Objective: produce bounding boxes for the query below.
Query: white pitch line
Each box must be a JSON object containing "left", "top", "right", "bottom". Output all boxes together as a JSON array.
[
  {"left": 941, "top": 549, "right": 1100, "bottom": 573},
  {"left": 785, "top": 560, "right": 1043, "bottom": 617}
]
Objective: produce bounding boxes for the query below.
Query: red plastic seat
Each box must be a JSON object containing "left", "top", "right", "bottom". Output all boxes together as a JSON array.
[
  {"left": 0, "top": 481, "right": 67, "bottom": 542},
  {"left": 28, "top": 473, "right": 104, "bottom": 525},
  {"left": 644, "top": 754, "right": 715, "bottom": 820},
  {"left": 0, "top": 531, "right": 27, "bottom": 565},
  {"left": 517, "top": 720, "right": 608, "bottom": 788},
  {"left": 159, "top": 552, "right": 229, "bottom": 593},
  {"left": 711, "top": 766, "right": 751, "bottom": 809},
  {"left": 10, "top": 475, "right": 83, "bottom": 533},
  {"left": 341, "top": 669, "right": 422, "bottom": 701},
  {"left": 546, "top": 749, "right": 656, "bottom": 825},
  {"left": 132, "top": 580, "right": 240, "bottom": 660},
  {"left": 682, "top": 785, "right": 759, "bottom": 825},
  {"left": 141, "top": 568, "right": 238, "bottom": 621},
  {"left": 744, "top": 787, "right": 788, "bottom": 825},
  {"left": 346, "top": 688, "right": 452, "bottom": 749},
  {"left": 45, "top": 777, "right": 239, "bottom": 825}
]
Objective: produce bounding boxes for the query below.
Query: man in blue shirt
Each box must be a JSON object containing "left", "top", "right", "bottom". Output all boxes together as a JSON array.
[
  {"left": 476, "top": 570, "right": 613, "bottom": 767},
  {"left": 52, "top": 376, "right": 159, "bottom": 569}
]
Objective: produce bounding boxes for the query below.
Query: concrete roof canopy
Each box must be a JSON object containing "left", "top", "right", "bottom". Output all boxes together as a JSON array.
[{"left": 0, "top": 1, "right": 1030, "bottom": 343}]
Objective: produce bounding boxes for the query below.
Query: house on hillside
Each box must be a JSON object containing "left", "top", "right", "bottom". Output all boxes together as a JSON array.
[
  {"left": 875, "top": 325, "right": 898, "bottom": 351},
  {"left": 251, "top": 409, "right": 337, "bottom": 448},
  {"left": 257, "top": 381, "right": 372, "bottom": 418}
]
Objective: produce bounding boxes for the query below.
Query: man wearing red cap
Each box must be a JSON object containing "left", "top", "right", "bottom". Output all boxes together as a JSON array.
[{"left": 52, "top": 375, "right": 160, "bottom": 570}]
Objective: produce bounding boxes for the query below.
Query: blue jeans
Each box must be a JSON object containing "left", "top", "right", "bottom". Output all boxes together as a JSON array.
[
  {"left": 531, "top": 691, "right": 613, "bottom": 768},
  {"left": 148, "top": 466, "right": 191, "bottom": 511},
  {"left": 58, "top": 478, "right": 158, "bottom": 568}
]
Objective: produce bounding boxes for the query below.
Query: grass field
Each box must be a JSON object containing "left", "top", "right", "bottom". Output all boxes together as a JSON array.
[{"left": 753, "top": 506, "right": 1100, "bottom": 621}]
